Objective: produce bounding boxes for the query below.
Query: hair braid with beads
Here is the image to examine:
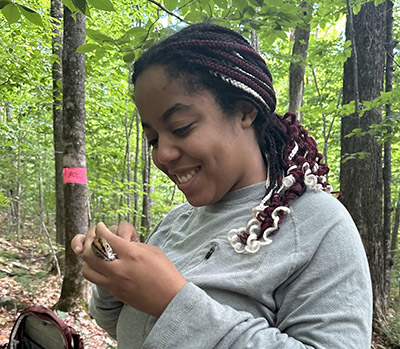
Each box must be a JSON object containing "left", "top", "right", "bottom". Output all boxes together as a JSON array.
[{"left": 132, "top": 23, "right": 336, "bottom": 254}]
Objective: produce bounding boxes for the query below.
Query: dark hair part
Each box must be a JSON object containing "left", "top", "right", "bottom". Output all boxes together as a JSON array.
[{"left": 132, "top": 23, "right": 334, "bottom": 250}]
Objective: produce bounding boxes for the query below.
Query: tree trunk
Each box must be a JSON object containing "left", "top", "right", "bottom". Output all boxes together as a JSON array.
[
  {"left": 383, "top": 0, "right": 393, "bottom": 308},
  {"left": 57, "top": 6, "right": 88, "bottom": 311},
  {"left": 133, "top": 111, "right": 140, "bottom": 227},
  {"left": 391, "top": 191, "right": 400, "bottom": 261},
  {"left": 6, "top": 103, "right": 12, "bottom": 122},
  {"left": 38, "top": 151, "right": 44, "bottom": 234},
  {"left": 51, "top": 0, "right": 65, "bottom": 246},
  {"left": 16, "top": 114, "right": 22, "bottom": 237},
  {"left": 340, "top": 0, "right": 387, "bottom": 320},
  {"left": 140, "top": 133, "right": 151, "bottom": 239},
  {"left": 288, "top": 2, "right": 311, "bottom": 121},
  {"left": 120, "top": 103, "right": 134, "bottom": 224}
]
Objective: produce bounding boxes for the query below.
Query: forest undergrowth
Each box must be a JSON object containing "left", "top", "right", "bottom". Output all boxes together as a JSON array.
[
  {"left": 0, "top": 216, "right": 397, "bottom": 348},
  {"left": 0, "top": 220, "right": 117, "bottom": 348}
]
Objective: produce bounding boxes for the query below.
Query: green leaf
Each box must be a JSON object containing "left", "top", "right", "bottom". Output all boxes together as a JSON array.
[
  {"left": 0, "top": 192, "right": 9, "bottom": 207},
  {"left": 249, "top": 0, "right": 263, "bottom": 7},
  {"left": 1, "top": 3, "right": 20, "bottom": 24},
  {"left": 0, "top": 1, "right": 11, "bottom": 10},
  {"left": 344, "top": 40, "right": 352, "bottom": 48},
  {"left": 72, "top": 0, "right": 89, "bottom": 15},
  {"left": 249, "top": 21, "right": 261, "bottom": 30},
  {"left": 62, "top": 0, "right": 79, "bottom": 12},
  {"left": 76, "top": 43, "right": 101, "bottom": 52},
  {"left": 353, "top": 2, "right": 361, "bottom": 15},
  {"left": 344, "top": 45, "right": 352, "bottom": 58},
  {"left": 95, "top": 47, "right": 106, "bottom": 61},
  {"left": 164, "top": 0, "right": 179, "bottom": 10},
  {"left": 243, "top": 6, "right": 256, "bottom": 17},
  {"left": 19, "top": 5, "right": 43, "bottom": 27},
  {"left": 123, "top": 51, "right": 135, "bottom": 63},
  {"left": 118, "top": 27, "right": 148, "bottom": 43},
  {"left": 213, "top": 0, "right": 229, "bottom": 10},
  {"left": 232, "top": 0, "right": 248, "bottom": 12},
  {"left": 86, "top": 28, "right": 114, "bottom": 43},
  {"left": 87, "top": 0, "right": 114, "bottom": 11}
]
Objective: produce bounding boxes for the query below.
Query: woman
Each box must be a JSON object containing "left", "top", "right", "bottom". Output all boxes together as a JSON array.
[{"left": 72, "top": 23, "right": 372, "bottom": 348}]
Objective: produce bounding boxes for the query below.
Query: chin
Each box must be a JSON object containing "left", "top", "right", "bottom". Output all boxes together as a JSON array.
[
  {"left": 185, "top": 193, "right": 220, "bottom": 207},
  {"left": 185, "top": 196, "right": 206, "bottom": 207}
]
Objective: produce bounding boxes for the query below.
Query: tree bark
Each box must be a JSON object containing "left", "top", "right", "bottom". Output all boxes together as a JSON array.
[
  {"left": 340, "top": 0, "right": 387, "bottom": 320},
  {"left": 16, "top": 114, "right": 22, "bottom": 237},
  {"left": 51, "top": 0, "right": 65, "bottom": 246},
  {"left": 288, "top": 2, "right": 311, "bottom": 121},
  {"left": 383, "top": 0, "right": 393, "bottom": 307},
  {"left": 133, "top": 111, "right": 140, "bottom": 227},
  {"left": 6, "top": 103, "right": 12, "bottom": 122},
  {"left": 391, "top": 191, "right": 400, "bottom": 261},
  {"left": 140, "top": 133, "right": 152, "bottom": 239},
  {"left": 120, "top": 103, "right": 135, "bottom": 224},
  {"left": 57, "top": 6, "right": 88, "bottom": 311}
]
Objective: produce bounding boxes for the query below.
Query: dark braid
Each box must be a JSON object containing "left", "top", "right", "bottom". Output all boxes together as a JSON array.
[{"left": 132, "top": 23, "right": 335, "bottom": 253}]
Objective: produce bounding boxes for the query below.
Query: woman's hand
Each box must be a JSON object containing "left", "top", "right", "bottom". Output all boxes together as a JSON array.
[
  {"left": 71, "top": 221, "right": 139, "bottom": 255},
  {"left": 71, "top": 222, "right": 187, "bottom": 318}
]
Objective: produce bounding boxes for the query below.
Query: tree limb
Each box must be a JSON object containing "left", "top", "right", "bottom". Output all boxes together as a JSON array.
[{"left": 147, "top": 0, "right": 187, "bottom": 23}]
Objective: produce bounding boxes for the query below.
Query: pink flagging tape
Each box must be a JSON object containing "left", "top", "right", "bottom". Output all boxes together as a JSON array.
[{"left": 63, "top": 167, "right": 87, "bottom": 184}]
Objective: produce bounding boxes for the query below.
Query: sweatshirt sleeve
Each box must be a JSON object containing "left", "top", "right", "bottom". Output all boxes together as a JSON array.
[
  {"left": 143, "top": 214, "right": 372, "bottom": 349},
  {"left": 89, "top": 285, "right": 124, "bottom": 339}
]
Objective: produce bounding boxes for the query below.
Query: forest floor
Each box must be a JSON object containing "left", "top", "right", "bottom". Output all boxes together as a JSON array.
[
  {"left": 0, "top": 228, "right": 396, "bottom": 348},
  {"left": 0, "top": 234, "right": 117, "bottom": 348}
]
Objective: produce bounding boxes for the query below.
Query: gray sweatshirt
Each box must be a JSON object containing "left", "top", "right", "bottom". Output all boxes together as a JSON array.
[{"left": 89, "top": 182, "right": 372, "bottom": 348}]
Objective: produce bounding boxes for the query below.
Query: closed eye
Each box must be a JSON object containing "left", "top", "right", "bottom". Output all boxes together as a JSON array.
[
  {"left": 173, "top": 123, "right": 193, "bottom": 136},
  {"left": 148, "top": 138, "right": 158, "bottom": 148}
]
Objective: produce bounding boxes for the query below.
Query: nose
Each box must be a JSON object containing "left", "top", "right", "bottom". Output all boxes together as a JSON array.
[{"left": 153, "top": 137, "right": 181, "bottom": 166}]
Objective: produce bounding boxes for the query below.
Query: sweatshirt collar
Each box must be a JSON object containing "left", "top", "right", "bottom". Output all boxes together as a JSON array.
[{"left": 204, "top": 181, "right": 266, "bottom": 213}]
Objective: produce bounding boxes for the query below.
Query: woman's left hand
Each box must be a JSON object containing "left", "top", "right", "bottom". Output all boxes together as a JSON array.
[{"left": 81, "top": 222, "right": 187, "bottom": 318}]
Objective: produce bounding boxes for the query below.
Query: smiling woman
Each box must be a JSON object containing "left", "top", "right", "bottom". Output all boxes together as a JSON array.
[
  {"left": 135, "top": 65, "right": 265, "bottom": 207},
  {"left": 72, "top": 22, "right": 373, "bottom": 348}
]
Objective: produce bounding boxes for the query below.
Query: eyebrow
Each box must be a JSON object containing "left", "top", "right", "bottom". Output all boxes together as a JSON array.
[{"left": 141, "top": 103, "right": 193, "bottom": 128}]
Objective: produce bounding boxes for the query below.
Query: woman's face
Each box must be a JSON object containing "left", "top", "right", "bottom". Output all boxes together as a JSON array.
[{"left": 134, "top": 65, "right": 266, "bottom": 206}]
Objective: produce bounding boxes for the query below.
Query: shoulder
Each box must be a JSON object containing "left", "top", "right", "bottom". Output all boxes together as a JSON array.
[
  {"left": 283, "top": 189, "right": 366, "bottom": 264},
  {"left": 289, "top": 189, "right": 356, "bottom": 234}
]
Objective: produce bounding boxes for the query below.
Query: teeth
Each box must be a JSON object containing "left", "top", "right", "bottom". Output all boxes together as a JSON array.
[{"left": 176, "top": 169, "right": 197, "bottom": 184}]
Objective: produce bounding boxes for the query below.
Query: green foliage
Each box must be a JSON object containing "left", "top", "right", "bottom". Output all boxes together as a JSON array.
[
  {"left": 0, "top": 1, "right": 45, "bottom": 26},
  {"left": 0, "top": 0, "right": 399, "bottom": 238}
]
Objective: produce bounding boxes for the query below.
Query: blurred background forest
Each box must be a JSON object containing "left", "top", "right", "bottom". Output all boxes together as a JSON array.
[{"left": 0, "top": 0, "right": 399, "bottom": 347}]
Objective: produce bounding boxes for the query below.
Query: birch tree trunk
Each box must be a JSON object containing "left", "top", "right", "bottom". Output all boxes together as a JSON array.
[{"left": 51, "top": 0, "right": 65, "bottom": 245}]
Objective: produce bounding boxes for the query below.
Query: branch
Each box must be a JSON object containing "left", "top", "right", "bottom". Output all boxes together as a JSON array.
[{"left": 147, "top": 0, "right": 187, "bottom": 23}]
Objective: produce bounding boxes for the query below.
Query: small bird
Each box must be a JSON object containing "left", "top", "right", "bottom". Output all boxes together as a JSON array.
[{"left": 91, "top": 237, "right": 117, "bottom": 261}]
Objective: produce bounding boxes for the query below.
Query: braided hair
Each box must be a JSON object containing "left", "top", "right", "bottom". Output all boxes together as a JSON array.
[{"left": 132, "top": 23, "right": 335, "bottom": 254}]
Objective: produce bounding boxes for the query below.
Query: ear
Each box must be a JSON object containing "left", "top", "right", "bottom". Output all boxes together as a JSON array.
[{"left": 236, "top": 100, "right": 258, "bottom": 128}]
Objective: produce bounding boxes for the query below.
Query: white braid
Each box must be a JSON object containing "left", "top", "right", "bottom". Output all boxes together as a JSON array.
[
  {"left": 210, "top": 71, "right": 271, "bottom": 111},
  {"left": 227, "top": 137, "right": 332, "bottom": 254}
]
